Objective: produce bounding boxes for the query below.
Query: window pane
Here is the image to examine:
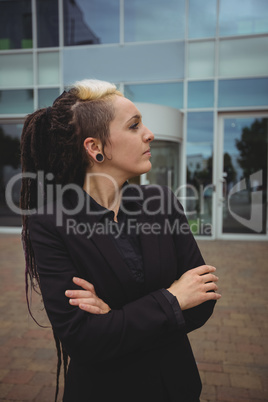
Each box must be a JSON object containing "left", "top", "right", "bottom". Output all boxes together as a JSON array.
[
  {"left": 125, "top": 83, "right": 183, "bottom": 109},
  {"left": 219, "top": 37, "right": 268, "bottom": 78},
  {"left": 188, "top": 0, "right": 217, "bottom": 38},
  {"left": 38, "top": 88, "right": 60, "bottom": 108},
  {"left": 219, "top": 0, "right": 268, "bottom": 36},
  {"left": 188, "top": 41, "right": 215, "bottom": 78},
  {"left": 124, "top": 0, "right": 185, "bottom": 42},
  {"left": 63, "top": 41, "right": 184, "bottom": 83},
  {"left": 145, "top": 140, "right": 180, "bottom": 191},
  {"left": 0, "top": 54, "right": 33, "bottom": 88},
  {"left": 218, "top": 78, "right": 268, "bottom": 107},
  {"left": 38, "top": 52, "right": 60, "bottom": 85},
  {"left": 63, "top": 0, "right": 119, "bottom": 46},
  {"left": 186, "top": 112, "right": 214, "bottom": 236},
  {"left": 37, "top": 0, "right": 59, "bottom": 47},
  {"left": 0, "top": 90, "right": 34, "bottom": 114},
  {"left": 0, "top": 0, "right": 32, "bottom": 50},
  {"left": 0, "top": 122, "right": 22, "bottom": 226},
  {"left": 188, "top": 81, "right": 214, "bottom": 108}
]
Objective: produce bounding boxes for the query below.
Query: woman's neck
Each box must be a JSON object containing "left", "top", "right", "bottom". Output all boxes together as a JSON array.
[{"left": 83, "top": 172, "right": 124, "bottom": 218}]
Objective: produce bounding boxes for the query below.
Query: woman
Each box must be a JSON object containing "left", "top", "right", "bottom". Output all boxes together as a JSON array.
[{"left": 20, "top": 79, "right": 221, "bottom": 402}]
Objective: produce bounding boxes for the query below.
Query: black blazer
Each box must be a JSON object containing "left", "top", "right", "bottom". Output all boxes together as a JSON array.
[{"left": 28, "top": 185, "right": 216, "bottom": 402}]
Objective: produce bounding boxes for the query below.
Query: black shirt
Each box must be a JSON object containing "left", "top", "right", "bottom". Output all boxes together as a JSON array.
[{"left": 85, "top": 187, "right": 185, "bottom": 328}]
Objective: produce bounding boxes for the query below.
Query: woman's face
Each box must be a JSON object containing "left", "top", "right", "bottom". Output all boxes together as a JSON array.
[{"left": 104, "top": 95, "right": 154, "bottom": 181}]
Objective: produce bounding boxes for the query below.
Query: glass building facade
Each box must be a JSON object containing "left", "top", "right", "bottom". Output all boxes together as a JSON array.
[{"left": 0, "top": 0, "right": 268, "bottom": 239}]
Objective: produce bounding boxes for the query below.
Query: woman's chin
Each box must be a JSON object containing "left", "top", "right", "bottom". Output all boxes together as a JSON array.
[{"left": 143, "top": 161, "right": 152, "bottom": 172}]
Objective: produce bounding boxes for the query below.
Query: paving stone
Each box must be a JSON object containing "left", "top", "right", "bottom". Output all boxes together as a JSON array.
[
  {"left": 11, "top": 347, "right": 36, "bottom": 359},
  {"left": 33, "top": 385, "right": 64, "bottom": 402},
  {"left": 33, "top": 348, "right": 55, "bottom": 360},
  {"left": 230, "top": 372, "right": 262, "bottom": 390},
  {"left": 0, "top": 356, "right": 12, "bottom": 371},
  {"left": 197, "top": 362, "right": 223, "bottom": 373},
  {"left": 204, "top": 371, "right": 231, "bottom": 387},
  {"left": 200, "top": 383, "right": 217, "bottom": 401},
  {"left": 7, "top": 358, "right": 33, "bottom": 371},
  {"left": 6, "top": 384, "right": 41, "bottom": 400},
  {"left": 0, "top": 369, "right": 9, "bottom": 382},
  {"left": 223, "top": 363, "right": 249, "bottom": 375},
  {"left": 0, "top": 383, "right": 14, "bottom": 398},
  {"left": 2, "top": 369, "right": 35, "bottom": 385},
  {"left": 28, "top": 371, "right": 55, "bottom": 386}
]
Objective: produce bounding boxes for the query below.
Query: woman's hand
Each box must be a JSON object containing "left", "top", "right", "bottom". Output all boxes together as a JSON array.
[
  {"left": 167, "top": 265, "right": 221, "bottom": 310},
  {"left": 65, "top": 277, "right": 111, "bottom": 314}
]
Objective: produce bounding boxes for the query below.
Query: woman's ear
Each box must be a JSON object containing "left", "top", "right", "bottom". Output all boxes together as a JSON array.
[{"left": 84, "top": 138, "right": 103, "bottom": 162}]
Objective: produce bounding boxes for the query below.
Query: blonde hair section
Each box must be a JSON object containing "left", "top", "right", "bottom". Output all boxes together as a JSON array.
[{"left": 71, "top": 79, "right": 123, "bottom": 101}]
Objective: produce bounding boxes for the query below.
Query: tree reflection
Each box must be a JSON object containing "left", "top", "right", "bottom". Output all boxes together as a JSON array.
[
  {"left": 236, "top": 118, "right": 267, "bottom": 183},
  {"left": 223, "top": 117, "right": 268, "bottom": 234}
]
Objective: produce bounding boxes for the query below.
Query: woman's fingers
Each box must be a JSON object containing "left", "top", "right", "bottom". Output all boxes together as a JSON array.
[
  {"left": 204, "top": 281, "right": 219, "bottom": 292},
  {"left": 201, "top": 290, "right": 221, "bottom": 303},
  {"left": 69, "top": 297, "right": 96, "bottom": 306},
  {"left": 69, "top": 296, "right": 110, "bottom": 313},
  {"left": 72, "top": 277, "right": 96, "bottom": 294},
  {"left": 66, "top": 291, "right": 105, "bottom": 307},
  {"left": 65, "top": 277, "right": 111, "bottom": 314},
  {"left": 65, "top": 289, "right": 92, "bottom": 298},
  {"left": 194, "top": 265, "right": 216, "bottom": 275},
  {"left": 79, "top": 304, "right": 106, "bottom": 314},
  {"left": 201, "top": 273, "right": 219, "bottom": 283},
  {"left": 167, "top": 264, "right": 221, "bottom": 310}
]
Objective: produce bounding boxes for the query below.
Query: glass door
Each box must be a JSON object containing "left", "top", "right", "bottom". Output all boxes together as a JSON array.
[{"left": 217, "top": 114, "right": 268, "bottom": 238}]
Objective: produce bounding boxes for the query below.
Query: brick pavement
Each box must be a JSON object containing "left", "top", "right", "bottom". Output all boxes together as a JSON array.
[{"left": 0, "top": 234, "right": 267, "bottom": 401}]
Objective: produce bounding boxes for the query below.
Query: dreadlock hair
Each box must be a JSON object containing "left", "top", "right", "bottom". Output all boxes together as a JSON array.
[{"left": 20, "top": 79, "right": 123, "bottom": 401}]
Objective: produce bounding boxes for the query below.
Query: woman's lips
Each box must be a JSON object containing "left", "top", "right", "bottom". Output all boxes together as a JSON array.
[{"left": 143, "top": 148, "right": 151, "bottom": 155}]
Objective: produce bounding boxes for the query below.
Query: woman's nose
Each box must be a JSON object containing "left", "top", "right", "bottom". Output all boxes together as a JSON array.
[{"left": 144, "top": 127, "right": 154, "bottom": 142}]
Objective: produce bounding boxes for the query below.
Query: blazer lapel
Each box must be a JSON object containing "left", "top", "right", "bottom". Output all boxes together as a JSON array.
[
  {"left": 90, "top": 233, "right": 140, "bottom": 301},
  {"left": 65, "top": 189, "right": 141, "bottom": 301}
]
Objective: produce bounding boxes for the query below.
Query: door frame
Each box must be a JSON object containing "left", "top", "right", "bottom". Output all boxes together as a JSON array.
[{"left": 215, "top": 111, "right": 268, "bottom": 240}]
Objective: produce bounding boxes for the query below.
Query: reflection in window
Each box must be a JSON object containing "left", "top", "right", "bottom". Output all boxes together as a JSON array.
[
  {"left": 0, "top": 123, "right": 22, "bottom": 227},
  {"left": 0, "top": 54, "right": 33, "bottom": 88},
  {"left": 186, "top": 112, "right": 214, "bottom": 236},
  {"left": 188, "top": 81, "right": 214, "bottom": 108},
  {"left": 124, "top": 0, "right": 185, "bottom": 42},
  {"left": 218, "top": 78, "right": 268, "bottom": 108},
  {"left": 0, "top": 90, "right": 34, "bottom": 114},
  {"left": 222, "top": 117, "right": 267, "bottom": 234},
  {"left": 62, "top": 41, "right": 184, "bottom": 82},
  {"left": 188, "top": 41, "right": 215, "bottom": 79},
  {"left": 145, "top": 140, "right": 180, "bottom": 191},
  {"left": 125, "top": 83, "right": 183, "bottom": 109},
  {"left": 0, "top": 0, "right": 32, "bottom": 49},
  {"left": 38, "top": 52, "right": 60, "bottom": 85},
  {"left": 63, "top": 0, "right": 119, "bottom": 46},
  {"left": 37, "top": 0, "right": 59, "bottom": 47},
  {"left": 188, "top": 0, "right": 217, "bottom": 38},
  {"left": 38, "top": 88, "right": 60, "bottom": 108},
  {"left": 219, "top": 0, "right": 268, "bottom": 36},
  {"left": 219, "top": 37, "right": 268, "bottom": 78}
]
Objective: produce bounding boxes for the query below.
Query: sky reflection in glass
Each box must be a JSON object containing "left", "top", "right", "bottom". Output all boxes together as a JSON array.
[
  {"left": 219, "top": 0, "right": 268, "bottom": 36},
  {"left": 218, "top": 78, "right": 268, "bottom": 107},
  {"left": 124, "top": 0, "right": 185, "bottom": 42},
  {"left": 188, "top": 0, "right": 217, "bottom": 38},
  {"left": 125, "top": 82, "right": 183, "bottom": 109}
]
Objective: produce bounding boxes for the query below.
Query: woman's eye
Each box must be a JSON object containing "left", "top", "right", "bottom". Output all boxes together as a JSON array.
[{"left": 129, "top": 122, "right": 139, "bottom": 130}]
